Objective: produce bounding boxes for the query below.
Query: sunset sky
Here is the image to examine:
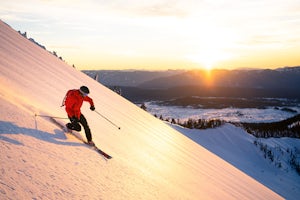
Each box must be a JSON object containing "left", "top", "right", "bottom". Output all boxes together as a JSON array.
[{"left": 1, "top": 0, "right": 300, "bottom": 70}]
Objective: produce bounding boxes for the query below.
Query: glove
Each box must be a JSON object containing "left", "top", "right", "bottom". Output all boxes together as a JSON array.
[{"left": 90, "top": 105, "right": 95, "bottom": 111}]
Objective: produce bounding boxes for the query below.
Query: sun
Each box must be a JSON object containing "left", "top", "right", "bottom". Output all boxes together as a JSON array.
[
  {"left": 186, "top": 49, "right": 229, "bottom": 71},
  {"left": 182, "top": 20, "right": 237, "bottom": 71},
  {"left": 185, "top": 48, "right": 233, "bottom": 87},
  {"left": 200, "top": 54, "right": 216, "bottom": 71},
  {"left": 186, "top": 52, "right": 218, "bottom": 71}
]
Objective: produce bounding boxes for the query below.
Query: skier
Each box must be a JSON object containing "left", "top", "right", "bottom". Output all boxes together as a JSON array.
[{"left": 63, "top": 86, "right": 95, "bottom": 145}]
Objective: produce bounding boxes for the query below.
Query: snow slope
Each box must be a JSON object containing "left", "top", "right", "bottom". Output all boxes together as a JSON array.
[
  {"left": 0, "top": 20, "right": 283, "bottom": 199},
  {"left": 170, "top": 123, "right": 300, "bottom": 199}
]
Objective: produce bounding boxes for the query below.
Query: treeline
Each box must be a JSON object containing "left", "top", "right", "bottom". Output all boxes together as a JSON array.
[
  {"left": 237, "top": 114, "right": 300, "bottom": 138},
  {"left": 17, "top": 30, "right": 77, "bottom": 68},
  {"left": 154, "top": 114, "right": 225, "bottom": 129},
  {"left": 175, "top": 118, "right": 225, "bottom": 129},
  {"left": 254, "top": 139, "right": 300, "bottom": 175},
  {"left": 140, "top": 103, "right": 225, "bottom": 130}
]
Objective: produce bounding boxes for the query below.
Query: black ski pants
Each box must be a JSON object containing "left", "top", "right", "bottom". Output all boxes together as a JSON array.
[{"left": 68, "top": 114, "right": 92, "bottom": 142}]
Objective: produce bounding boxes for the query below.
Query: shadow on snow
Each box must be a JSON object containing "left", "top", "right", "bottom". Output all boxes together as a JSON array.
[{"left": 0, "top": 120, "right": 83, "bottom": 147}]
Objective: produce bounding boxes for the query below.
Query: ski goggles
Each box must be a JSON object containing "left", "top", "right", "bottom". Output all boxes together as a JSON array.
[{"left": 79, "top": 90, "right": 88, "bottom": 97}]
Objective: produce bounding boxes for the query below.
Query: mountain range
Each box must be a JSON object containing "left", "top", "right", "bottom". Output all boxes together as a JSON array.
[
  {"left": 84, "top": 67, "right": 300, "bottom": 89},
  {"left": 84, "top": 67, "right": 300, "bottom": 102}
]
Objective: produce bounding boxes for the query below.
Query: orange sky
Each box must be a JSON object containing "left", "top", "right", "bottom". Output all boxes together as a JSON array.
[{"left": 1, "top": 0, "right": 300, "bottom": 70}]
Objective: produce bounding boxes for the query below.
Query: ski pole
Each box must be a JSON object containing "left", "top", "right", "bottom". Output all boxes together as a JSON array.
[
  {"left": 94, "top": 110, "right": 121, "bottom": 130},
  {"left": 34, "top": 114, "right": 68, "bottom": 119}
]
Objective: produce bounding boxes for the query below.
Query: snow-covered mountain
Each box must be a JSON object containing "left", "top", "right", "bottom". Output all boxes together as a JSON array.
[{"left": 0, "top": 20, "right": 287, "bottom": 199}]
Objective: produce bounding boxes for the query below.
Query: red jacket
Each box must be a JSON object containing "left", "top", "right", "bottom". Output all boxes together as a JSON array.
[{"left": 64, "top": 89, "right": 94, "bottom": 119}]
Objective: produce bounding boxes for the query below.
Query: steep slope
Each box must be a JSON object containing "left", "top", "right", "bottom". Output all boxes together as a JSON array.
[{"left": 0, "top": 20, "right": 283, "bottom": 199}]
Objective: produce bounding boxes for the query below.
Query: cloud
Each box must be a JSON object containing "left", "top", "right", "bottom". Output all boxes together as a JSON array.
[
  {"left": 1, "top": 0, "right": 300, "bottom": 70},
  {"left": 90, "top": 0, "right": 201, "bottom": 18},
  {"left": 127, "top": 1, "right": 189, "bottom": 17}
]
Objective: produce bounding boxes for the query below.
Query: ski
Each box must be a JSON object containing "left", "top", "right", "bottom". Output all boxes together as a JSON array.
[
  {"left": 49, "top": 117, "right": 112, "bottom": 159},
  {"left": 83, "top": 142, "right": 112, "bottom": 159}
]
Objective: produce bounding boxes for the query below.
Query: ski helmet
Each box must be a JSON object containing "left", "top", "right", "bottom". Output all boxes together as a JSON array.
[{"left": 79, "top": 86, "right": 89, "bottom": 95}]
